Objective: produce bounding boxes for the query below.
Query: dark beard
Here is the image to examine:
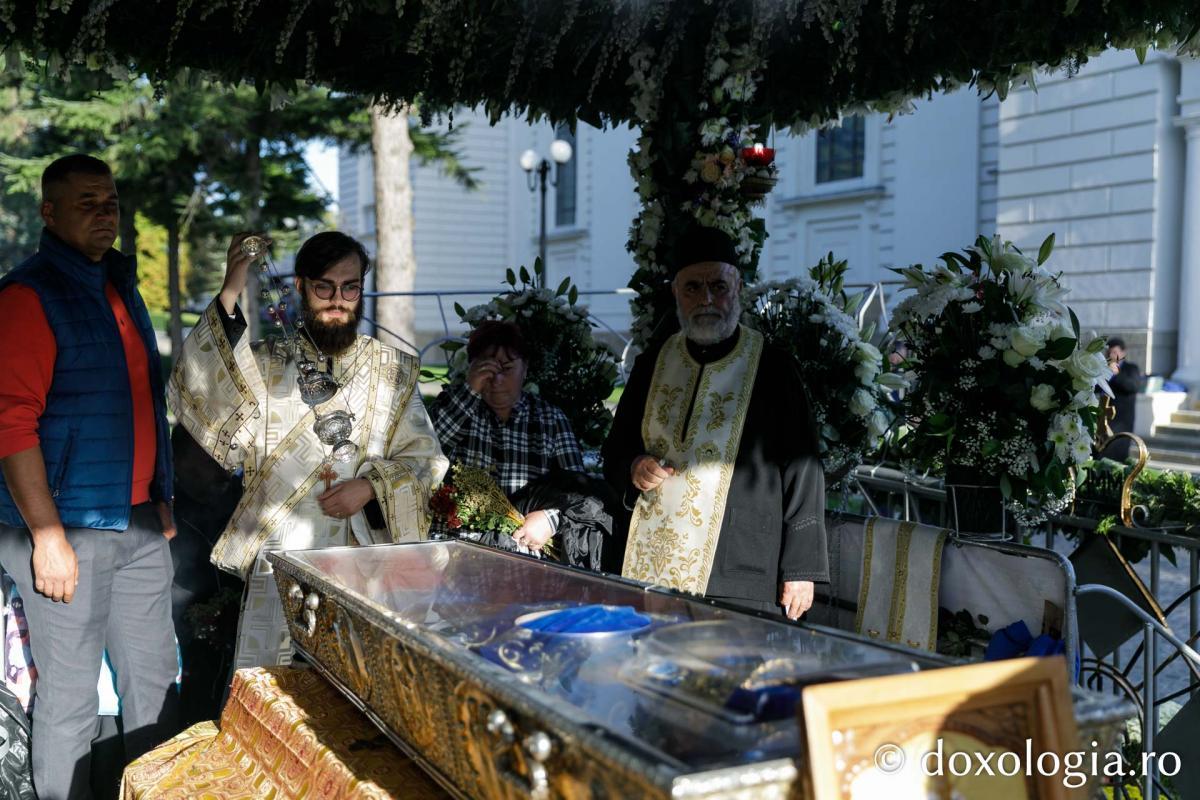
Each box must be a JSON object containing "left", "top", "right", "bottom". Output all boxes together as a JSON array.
[{"left": 300, "top": 297, "right": 362, "bottom": 355}]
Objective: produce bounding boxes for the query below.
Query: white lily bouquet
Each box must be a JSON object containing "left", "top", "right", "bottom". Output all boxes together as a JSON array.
[
  {"left": 889, "top": 234, "right": 1113, "bottom": 524},
  {"left": 745, "top": 254, "right": 906, "bottom": 485}
]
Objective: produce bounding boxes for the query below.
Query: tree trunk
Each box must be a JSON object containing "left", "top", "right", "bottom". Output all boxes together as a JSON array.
[
  {"left": 119, "top": 200, "right": 138, "bottom": 256},
  {"left": 167, "top": 218, "right": 183, "bottom": 359},
  {"left": 370, "top": 104, "right": 417, "bottom": 349},
  {"left": 241, "top": 134, "right": 263, "bottom": 338}
]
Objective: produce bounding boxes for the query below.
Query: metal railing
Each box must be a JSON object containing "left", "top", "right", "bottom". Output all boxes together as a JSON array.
[
  {"left": 846, "top": 464, "right": 1200, "bottom": 654},
  {"left": 1046, "top": 516, "right": 1200, "bottom": 680},
  {"left": 851, "top": 281, "right": 892, "bottom": 332},
  {"left": 1076, "top": 584, "right": 1200, "bottom": 800},
  {"left": 846, "top": 463, "right": 1200, "bottom": 799},
  {"left": 361, "top": 288, "right": 638, "bottom": 377},
  {"left": 360, "top": 280, "right": 894, "bottom": 380},
  {"left": 842, "top": 463, "right": 947, "bottom": 524}
]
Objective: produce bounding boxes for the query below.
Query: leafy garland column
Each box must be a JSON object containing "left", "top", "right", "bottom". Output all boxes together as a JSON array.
[{"left": 624, "top": 26, "right": 777, "bottom": 347}]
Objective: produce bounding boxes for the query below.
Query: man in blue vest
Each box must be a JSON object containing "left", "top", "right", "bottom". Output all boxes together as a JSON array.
[{"left": 0, "top": 154, "right": 177, "bottom": 799}]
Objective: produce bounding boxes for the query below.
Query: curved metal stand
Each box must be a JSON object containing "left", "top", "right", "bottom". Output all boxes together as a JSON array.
[
  {"left": 1078, "top": 584, "right": 1200, "bottom": 799},
  {"left": 1090, "top": 419, "right": 1150, "bottom": 527}
]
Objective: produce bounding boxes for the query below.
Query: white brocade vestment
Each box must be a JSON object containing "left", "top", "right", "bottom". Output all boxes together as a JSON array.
[{"left": 169, "top": 300, "right": 448, "bottom": 668}]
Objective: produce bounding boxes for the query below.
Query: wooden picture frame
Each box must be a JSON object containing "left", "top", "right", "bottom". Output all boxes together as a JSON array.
[{"left": 800, "top": 657, "right": 1080, "bottom": 800}]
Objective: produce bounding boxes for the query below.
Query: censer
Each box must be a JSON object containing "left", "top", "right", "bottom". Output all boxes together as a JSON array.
[
  {"left": 313, "top": 410, "right": 359, "bottom": 463},
  {"left": 298, "top": 362, "right": 339, "bottom": 406}
]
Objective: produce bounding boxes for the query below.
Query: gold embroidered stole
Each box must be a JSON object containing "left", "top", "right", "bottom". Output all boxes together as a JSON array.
[
  {"left": 622, "top": 326, "right": 762, "bottom": 594},
  {"left": 854, "top": 517, "right": 948, "bottom": 651},
  {"left": 210, "top": 339, "right": 388, "bottom": 578}
]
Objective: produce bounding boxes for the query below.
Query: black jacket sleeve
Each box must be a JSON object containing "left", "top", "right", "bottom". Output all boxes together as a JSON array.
[
  {"left": 1109, "top": 362, "right": 1142, "bottom": 397},
  {"left": 774, "top": 354, "right": 830, "bottom": 583},
  {"left": 172, "top": 425, "right": 241, "bottom": 509},
  {"left": 601, "top": 346, "right": 658, "bottom": 511},
  {"left": 511, "top": 470, "right": 626, "bottom": 574}
]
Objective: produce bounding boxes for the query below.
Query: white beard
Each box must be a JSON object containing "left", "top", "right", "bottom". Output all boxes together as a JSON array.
[{"left": 677, "top": 298, "right": 741, "bottom": 345}]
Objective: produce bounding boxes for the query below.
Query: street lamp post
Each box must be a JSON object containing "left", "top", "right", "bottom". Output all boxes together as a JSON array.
[{"left": 520, "top": 138, "right": 573, "bottom": 274}]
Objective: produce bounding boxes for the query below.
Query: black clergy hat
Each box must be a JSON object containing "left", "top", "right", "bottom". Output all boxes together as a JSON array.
[{"left": 668, "top": 225, "right": 741, "bottom": 278}]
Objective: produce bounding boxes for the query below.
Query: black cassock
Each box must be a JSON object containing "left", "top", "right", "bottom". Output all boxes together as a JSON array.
[{"left": 601, "top": 327, "right": 829, "bottom": 609}]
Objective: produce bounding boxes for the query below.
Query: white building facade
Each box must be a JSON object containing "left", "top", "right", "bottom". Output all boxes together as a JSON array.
[{"left": 340, "top": 52, "right": 1199, "bottom": 382}]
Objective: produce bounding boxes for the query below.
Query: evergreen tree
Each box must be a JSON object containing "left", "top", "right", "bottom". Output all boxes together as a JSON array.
[{"left": 0, "top": 65, "right": 478, "bottom": 359}]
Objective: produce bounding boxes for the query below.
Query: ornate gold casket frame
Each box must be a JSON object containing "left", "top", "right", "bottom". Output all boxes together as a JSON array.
[{"left": 268, "top": 541, "right": 1129, "bottom": 799}]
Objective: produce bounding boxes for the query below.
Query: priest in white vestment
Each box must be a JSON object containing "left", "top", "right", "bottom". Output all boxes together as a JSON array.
[
  {"left": 603, "top": 227, "right": 829, "bottom": 619},
  {"left": 169, "top": 232, "right": 447, "bottom": 667}
]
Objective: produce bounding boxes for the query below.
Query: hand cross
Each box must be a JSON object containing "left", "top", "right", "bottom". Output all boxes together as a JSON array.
[{"left": 318, "top": 463, "right": 338, "bottom": 491}]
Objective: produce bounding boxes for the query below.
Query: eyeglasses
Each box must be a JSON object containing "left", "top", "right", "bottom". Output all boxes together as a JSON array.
[{"left": 307, "top": 279, "right": 362, "bottom": 301}]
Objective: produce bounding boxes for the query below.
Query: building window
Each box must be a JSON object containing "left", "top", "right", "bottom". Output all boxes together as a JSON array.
[
  {"left": 815, "top": 116, "right": 865, "bottom": 184},
  {"left": 554, "top": 123, "right": 577, "bottom": 228}
]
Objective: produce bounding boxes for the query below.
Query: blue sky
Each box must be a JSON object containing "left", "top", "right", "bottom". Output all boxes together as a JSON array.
[{"left": 305, "top": 141, "right": 339, "bottom": 208}]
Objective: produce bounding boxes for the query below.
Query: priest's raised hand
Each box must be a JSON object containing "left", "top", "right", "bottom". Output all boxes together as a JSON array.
[{"left": 218, "top": 231, "right": 273, "bottom": 317}]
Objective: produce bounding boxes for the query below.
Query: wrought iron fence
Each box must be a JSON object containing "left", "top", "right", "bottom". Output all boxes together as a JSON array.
[{"left": 845, "top": 462, "right": 1200, "bottom": 799}]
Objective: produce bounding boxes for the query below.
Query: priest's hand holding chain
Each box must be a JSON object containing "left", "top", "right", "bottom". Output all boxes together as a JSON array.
[
  {"left": 631, "top": 454, "right": 675, "bottom": 492},
  {"left": 218, "top": 232, "right": 273, "bottom": 317}
]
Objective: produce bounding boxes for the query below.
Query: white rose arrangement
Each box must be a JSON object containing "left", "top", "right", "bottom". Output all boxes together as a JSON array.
[
  {"left": 746, "top": 254, "right": 906, "bottom": 485},
  {"left": 890, "top": 234, "right": 1113, "bottom": 524},
  {"left": 624, "top": 27, "right": 773, "bottom": 347}
]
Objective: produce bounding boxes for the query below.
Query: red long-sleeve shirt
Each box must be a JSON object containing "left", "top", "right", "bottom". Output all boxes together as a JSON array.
[{"left": 0, "top": 283, "right": 156, "bottom": 505}]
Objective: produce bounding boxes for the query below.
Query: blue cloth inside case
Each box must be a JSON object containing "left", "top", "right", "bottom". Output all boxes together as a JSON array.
[{"left": 518, "top": 604, "right": 651, "bottom": 634}]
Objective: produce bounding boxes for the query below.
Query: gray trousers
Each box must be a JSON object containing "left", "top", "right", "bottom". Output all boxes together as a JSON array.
[{"left": 0, "top": 504, "right": 178, "bottom": 800}]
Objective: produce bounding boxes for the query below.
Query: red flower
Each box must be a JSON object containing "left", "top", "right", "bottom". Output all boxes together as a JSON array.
[
  {"left": 430, "top": 484, "right": 459, "bottom": 519},
  {"left": 448, "top": 515, "right": 463, "bottom": 530}
]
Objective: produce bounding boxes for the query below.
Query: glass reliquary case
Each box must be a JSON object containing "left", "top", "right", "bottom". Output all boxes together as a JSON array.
[
  {"left": 268, "top": 540, "right": 940, "bottom": 799},
  {"left": 267, "top": 541, "right": 1123, "bottom": 800}
]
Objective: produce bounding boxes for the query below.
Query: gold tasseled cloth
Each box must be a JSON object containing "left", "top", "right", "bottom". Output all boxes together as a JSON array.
[{"left": 121, "top": 666, "right": 447, "bottom": 799}]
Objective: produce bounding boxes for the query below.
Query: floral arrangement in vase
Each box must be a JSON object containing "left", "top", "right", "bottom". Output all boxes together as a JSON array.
[
  {"left": 744, "top": 254, "right": 905, "bottom": 485},
  {"left": 889, "top": 234, "right": 1114, "bottom": 525}
]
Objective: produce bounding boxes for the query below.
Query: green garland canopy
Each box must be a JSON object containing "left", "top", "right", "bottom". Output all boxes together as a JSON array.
[
  {"left": 8, "top": 0, "right": 1197, "bottom": 488},
  {"left": 4, "top": 1, "right": 1197, "bottom": 128}
]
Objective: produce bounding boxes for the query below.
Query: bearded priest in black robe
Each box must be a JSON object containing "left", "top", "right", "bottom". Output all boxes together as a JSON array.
[{"left": 602, "top": 227, "right": 828, "bottom": 619}]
